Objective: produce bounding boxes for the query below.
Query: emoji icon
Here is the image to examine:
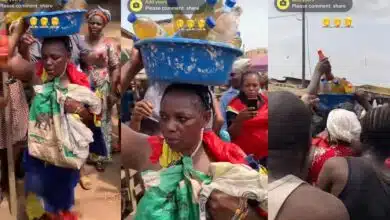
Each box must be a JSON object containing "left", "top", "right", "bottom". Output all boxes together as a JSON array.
[
  {"left": 176, "top": 19, "right": 184, "bottom": 29},
  {"left": 334, "top": 18, "right": 341, "bottom": 28},
  {"left": 51, "top": 17, "right": 59, "bottom": 26},
  {"left": 186, "top": 19, "right": 195, "bottom": 29},
  {"left": 30, "top": 17, "right": 38, "bottom": 26},
  {"left": 198, "top": 19, "right": 205, "bottom": 30},
  {"left": 40, "top": 17, "right": 48, "bottom": 26},
  {"left": 344, "top": 16, "right": 352, "bottom": 28},
  {"left": 322, "top": 17, "right": 330, "bottom": 28},
  {"left": 129, "top": 0, "right": 143, "bottom": 13},
  {"left": 276, "top": 0, "right": 290, "bottom": 11}
]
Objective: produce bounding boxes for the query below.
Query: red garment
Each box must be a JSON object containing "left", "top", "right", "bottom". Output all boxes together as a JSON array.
[
  {"left": 308, "top": 132, "right": 356, "bottom": 184},
  {"left": 148, "top": 130, "right": 247, "bottom": 165},
  {"left": 0, "top": 32, "right": 8, "bottom": 58},
  {"left": 227, "top": 94, "right": 268, "bottom": 159},
  {"left": 35, "top": 61, "right": 90, "bottom": 88}
]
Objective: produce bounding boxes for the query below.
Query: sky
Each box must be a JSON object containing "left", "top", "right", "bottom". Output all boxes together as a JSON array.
[
  {"left": 269, "top": 0, "right": 390, "bottom": 87},
  {"left": 121, "top": 0, "right": 268, "bottom": 50}
]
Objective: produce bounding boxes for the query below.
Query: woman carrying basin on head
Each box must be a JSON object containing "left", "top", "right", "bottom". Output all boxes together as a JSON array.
[
  {"left": 121, "top": 49, "right": 267, "bottom": 220},
  {"left": 3, "top": 21, "right": 100, "bottom": 219}
]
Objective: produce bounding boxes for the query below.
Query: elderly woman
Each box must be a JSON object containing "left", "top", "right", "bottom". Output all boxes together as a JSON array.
[{"left": 83, "top": 6, "right": 120, "bottom": 170}]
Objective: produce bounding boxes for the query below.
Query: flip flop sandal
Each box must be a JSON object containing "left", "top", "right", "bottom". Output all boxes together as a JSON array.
[
  {"left": 95, "top": 161, "right": 106, "bottom": 172},
  {"left": 79, "top": 176, "right": 93, "bottom": 191}
]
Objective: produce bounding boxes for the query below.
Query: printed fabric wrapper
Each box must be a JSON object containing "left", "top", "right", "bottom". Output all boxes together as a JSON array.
[
  {"left": 135, "top": 157, "right": 211, "bottom": 220},
  {"left": 199, "top": 162, "right": 268, "bottom": 220},
  {"left": 28, "top": 78, "right": 101, "bottom": 169}
]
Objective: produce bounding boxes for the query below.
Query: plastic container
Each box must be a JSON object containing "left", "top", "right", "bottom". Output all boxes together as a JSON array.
[
  {"left": 206, "top": 16, "right": 236, "bottom": 44},
  {"left": 214, "top": 0, "right": 237, "bottom": 18},
  {"left": 135, "top": 38, "right": 243, "bottom": 85},
  {"left": 24, "top": 10, "right": 86, "bottom": 38},
  {"left": 318, "top": 94, "right": 354, "bottom": 111},
  {"left": 318, "top": 49, "right": 326, "bottom": 61},
  {"left": 161, "top": 22, "right": 175, "bottom": 36},
  {"left": 128, "top": 13, "right": 167, "bottom": 40}
]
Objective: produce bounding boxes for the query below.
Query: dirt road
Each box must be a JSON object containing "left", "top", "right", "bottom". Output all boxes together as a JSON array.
[{"left": 0, "top": 154, "right": 121, "bottom": 220}]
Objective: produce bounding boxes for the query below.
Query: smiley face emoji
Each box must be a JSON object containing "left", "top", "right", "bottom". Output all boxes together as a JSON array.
[
  {"left": 51, "top": 17, "right": 59, "bottom": 26},
  {"left": 322, "top": 17, "right": 330, "bottom": 28},
  {"left": 30, "top": 17, "right": 38, "bottom": 26},
  {"left": 186, "top": 19, "right": 195, "bottom": 30},
  {"left": 344, "top": 17, "right": 352, "bottom": 28},
  {"left": 197, "top": 19, "right": 205, "bottom": 30},
  {"left": 40, "top": 17, "right": 48, "bottom": 26},
  {"left": 334, "top": 18, "right": 341, "bottom": 28},
  {"left": 175, "top": 19, "right": 184, "bottom": 29}
]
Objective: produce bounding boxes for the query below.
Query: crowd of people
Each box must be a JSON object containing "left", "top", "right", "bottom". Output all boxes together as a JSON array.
[
  {"left": 0, "top": 3, "right": 389, "bottom": 220},
  {"left": 119, "top": 46, "right": 390, "bottom": 220},
  {"left": 0, "top": 3, "right": 120, "bottom": 219},
  {"left": 268, "top": 57, "right": 390, "bottom": 220}
]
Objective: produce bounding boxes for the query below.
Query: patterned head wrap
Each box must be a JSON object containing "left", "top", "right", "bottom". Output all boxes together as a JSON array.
[{"left": 86, "top": 6, "right": 111, "bottom": 25}]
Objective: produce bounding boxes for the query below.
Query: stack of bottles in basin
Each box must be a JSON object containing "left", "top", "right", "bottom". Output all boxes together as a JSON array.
[{"left": 128, "top": 0, "right": 243, "bottom": 49}]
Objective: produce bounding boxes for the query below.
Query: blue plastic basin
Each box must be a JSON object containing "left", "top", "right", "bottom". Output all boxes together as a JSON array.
[
  {"left": 134, "top": 38, "right": 243, "bottom": 85},
  {"left": 24, "top": 10, "right": 87, "bottom": 38},
  {"left": 318, "top": 94, "right": 354, "bottom": 110}
]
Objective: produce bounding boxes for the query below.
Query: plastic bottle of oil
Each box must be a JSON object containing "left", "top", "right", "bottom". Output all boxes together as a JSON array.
[
  {"left": 212, "top": 5, "right": 241, "bottom": 42},
  {"left": 128, "top": 13, "right": 167, "bottom": 40},
  {"left": 205, "top": 16, "right": 237, "bottom": 44},
  {"left": 318, "top": 49, "right": 327, "bottom": 61},
  {"left": 161, "top": 22, "right": 175, "bottom": 36}
]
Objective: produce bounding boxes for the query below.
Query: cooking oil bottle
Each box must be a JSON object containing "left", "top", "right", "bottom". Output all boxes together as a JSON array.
[
  {"left": 161, "top": 22, "right": 175, "bottom": 36},
  {"left": 205, "top": 15, "right": 237, "bottom": 44},
  {"left": 128, "top": 13, "right": 167, "bottom": 40}
]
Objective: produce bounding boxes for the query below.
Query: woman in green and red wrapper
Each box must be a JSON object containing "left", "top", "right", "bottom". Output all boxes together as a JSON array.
[
  {"left": 121, "top": 48, "right": 267, "bottom": 220},
  {"left": 226, "top": 72, "right": 268, "bottom": 166}
]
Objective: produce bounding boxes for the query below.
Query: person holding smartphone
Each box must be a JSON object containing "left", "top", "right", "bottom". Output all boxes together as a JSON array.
[{"left": 226, "top": 72, "right": 268, "bottom": 165}]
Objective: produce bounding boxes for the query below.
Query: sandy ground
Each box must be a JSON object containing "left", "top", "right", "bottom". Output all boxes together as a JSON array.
[
  {"left": 0, "top": 154, "right": 121, "bottom": 220},
  {"left": 1, "top": 109, "right": 121, "bottom": 220},
  {"left": 0, "top": 21, "right": 123, "bottom": 220}
]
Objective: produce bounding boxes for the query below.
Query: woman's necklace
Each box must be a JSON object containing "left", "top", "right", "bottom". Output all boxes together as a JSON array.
[{"left": 190, "top": 137, "right": 203, "bottom": 158}]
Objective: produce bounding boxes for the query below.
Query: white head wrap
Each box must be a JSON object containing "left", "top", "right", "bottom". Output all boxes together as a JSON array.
[{"left": 326, "top": 109, "right": 362, "bottom": 143}]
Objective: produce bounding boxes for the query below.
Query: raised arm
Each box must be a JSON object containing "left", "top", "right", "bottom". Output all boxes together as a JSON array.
[
  {"left": 120, "top": 48, "right": 143, "bottom": 96},
  {"left": 211, "top": 93, "right": 224, "bottom": 134},
  {"left": 7, "top": 22, "right": 35, "bottom": 81},
  {"left": 121, "top": 124, "right": 158, "bottom": 171},
  {"left": 307, "top": 59, "right": 331, "bottom": 95}
]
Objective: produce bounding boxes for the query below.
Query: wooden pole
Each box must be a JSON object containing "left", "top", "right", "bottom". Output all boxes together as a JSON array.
[
  {"left": 2, "top": 72, "right": 18, "bottom": 219},
  {"left": 301, "top": 3, "right": 306, "bottom": 88}
]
